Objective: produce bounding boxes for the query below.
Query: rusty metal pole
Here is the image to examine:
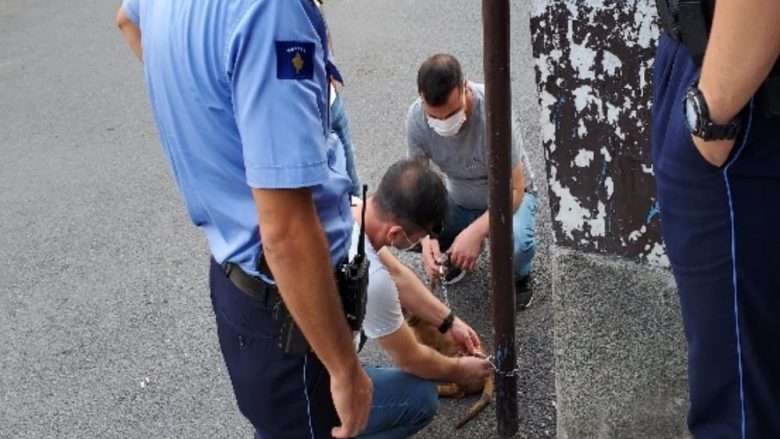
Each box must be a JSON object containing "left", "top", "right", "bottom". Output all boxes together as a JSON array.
[{"left": 482, "top": 0, "right": 519, "bottom": 437}]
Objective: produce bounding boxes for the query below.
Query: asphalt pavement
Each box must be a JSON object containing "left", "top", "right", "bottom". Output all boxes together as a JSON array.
[{"left": 0, "top": 1, "right": 555, "bottom": 437}]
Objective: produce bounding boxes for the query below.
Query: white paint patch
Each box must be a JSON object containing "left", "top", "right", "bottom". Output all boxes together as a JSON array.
[
  {"left": 530, "top": 0, "right": 550, "bottom": 18},
  {"left": 574, "top": 149, "right": 595, "bottom": 167},
  {"left": 623, "top": 95, "right": 634, "bottom": 110},
  {"left": 572, "top": 85, "right": 596, "bottom": 112},
  {"left": 577, "top": 119, "right": 588, "bottom": 137},
  {"left": 570, "top": 42, "right": 597, "bottom": 80},
  {"left": 646, "top": 242, "right": 670, "bottom": 268},
  {"left": 614, "top": 126, "right": 625, "bottom": 140},
  {"left": 601, "top": 147, "right": 612, "bottom": 162},
  {"left": 633, "top": 3, "right": 659, "bottom": 49},
  {"left": 602, "top": 50, "right": 622, "bottom": 76},
  {"left": 590, "top": 202, "right": 606, "bottom": 237},
  {"left": 535, "top": 49, "right": 563, "bottom": 84},
  {"left": 605, "top": 102, "right": 621, "bottom": 125},
  {"left": 588, "top": 0, "right": 606, "bottom": 9},
  {"left": 550, "top": 167, "right": 588, "bottom": 240},
  {"left": 628, "top": 225, "right": 647, "bottom": 243},
  {"left": 564, "top": 2, "right": 579, "bottom": 19},
  {"left": 550, "top": 167, "right": 607, "bottom": 240},
  {"left": 605, "top": 177, "right": 614, "bottom": 198},
  {"left": 539, "top": 90, "right": 558, "bottom": 149},
  {"left": 642, "top": 164, "right": 653, "bottom": 174}
]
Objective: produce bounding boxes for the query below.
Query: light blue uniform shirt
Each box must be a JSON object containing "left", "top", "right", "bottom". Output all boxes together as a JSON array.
[{"left": 122, "top": 0, "right": 353, "bottom": 276}]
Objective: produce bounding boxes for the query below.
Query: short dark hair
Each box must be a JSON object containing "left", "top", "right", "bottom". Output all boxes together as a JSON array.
[
  {"left": 417, "top": 54, "right": 464, "bottom": 107},
  {"left": 374, "top": 159, "right": 448, "bottom": 235}
]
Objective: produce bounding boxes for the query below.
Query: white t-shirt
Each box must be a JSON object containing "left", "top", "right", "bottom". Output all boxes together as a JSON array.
[{"left": 348, "top": 221, "right": 404, "bottom": 340}]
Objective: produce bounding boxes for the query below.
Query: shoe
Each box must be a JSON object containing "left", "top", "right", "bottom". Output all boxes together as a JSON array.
[
  {"left": 515, "top": 275, "right": 534, "bottom": 310},
  {"left": 442, "top": 266, "right": 466, "bottom": 285}
]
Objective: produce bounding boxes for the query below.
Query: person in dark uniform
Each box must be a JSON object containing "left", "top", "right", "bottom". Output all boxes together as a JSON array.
[
  {"left": 116, "top": 0, "right": 372, "bottom": 437},
  {"left": 652, "top": 0, "right": 780, "bottom": 436}
]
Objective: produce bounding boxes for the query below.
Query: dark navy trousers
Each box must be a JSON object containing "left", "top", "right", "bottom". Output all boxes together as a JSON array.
[
  {"left": 208, "top": 259, "right": 339, "bottom": 438},
  {"left": 653, "top": 34, "right": 780, "bottom": 438}
]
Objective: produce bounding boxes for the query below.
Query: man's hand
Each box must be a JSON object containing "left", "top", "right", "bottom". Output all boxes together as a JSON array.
[
  {"left": 442, "top": 316, "right": 483, "bottom": 356},
  {"left": 691, "top": 135, "right": 736, "bottom": 168},
  {"left": 330, "top": 364, "right": 373, "bottom": 438},
  {"left": 447, "top": 224, "right": 484, "bottom": 272},
  {"left": 691, "top": 81, "right": 739, "bottom": 168},
  {"left": 455, "top": 356, "right": 492, "bottom": 390},
  {"left": 421, "top": 236, "right": 442, "bottom": 279}
]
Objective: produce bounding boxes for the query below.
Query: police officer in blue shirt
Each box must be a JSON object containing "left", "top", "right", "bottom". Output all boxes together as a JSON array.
[
  {"left": 653, "top": 0, "right": 780, "bottom": 436},
  {"left": 117, "top": 1, "right": 372, "bottom": 437}
]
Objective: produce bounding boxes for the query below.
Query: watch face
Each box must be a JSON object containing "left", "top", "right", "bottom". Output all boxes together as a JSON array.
[{"left": 684, "top": 90, "right": 699, "bottom": 133}]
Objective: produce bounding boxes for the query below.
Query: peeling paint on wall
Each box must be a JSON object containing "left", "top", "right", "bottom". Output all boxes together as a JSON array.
[{"left": 531, "top": 0, "right": 667, "bottom": 267}]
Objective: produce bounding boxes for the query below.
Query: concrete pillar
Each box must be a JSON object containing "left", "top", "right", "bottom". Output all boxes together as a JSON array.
[{"left": 529, "top": 1, "right": 691, "bottom": 436}]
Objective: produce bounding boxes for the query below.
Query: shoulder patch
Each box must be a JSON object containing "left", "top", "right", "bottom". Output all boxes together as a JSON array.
[{"left": 275, "top": 41, "right": 315, "bottom": 80}]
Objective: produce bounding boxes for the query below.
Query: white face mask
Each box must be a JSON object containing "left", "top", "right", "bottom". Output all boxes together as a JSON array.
[
  {"left": 427, "top": 109, "right": 467, "bottom": 137},
  {"left": 391, "top": 228, "right": 421, "bottom": 252}
]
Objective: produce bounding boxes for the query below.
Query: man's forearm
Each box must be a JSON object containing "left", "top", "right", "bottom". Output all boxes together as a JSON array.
[
  {"left": 379, "top": 323, "right": 461, "bottom": 382},
  {"left": 380, "top": 249, "right": 450, "bottom": 326},
  {"left": 699, "top": 0, "right": 780, "bottom": 123},
  {"left": 255, "top": 188, "right": 359, "bottom": 379},
  {"left": 116, "top": 8, "right": 143, "bottom": 62},
  {"left": 470, "top": 166, "right": 523, "bottom": 240},
  {"left": 398, "top": 344, "right": 462, "bottom": 382}
]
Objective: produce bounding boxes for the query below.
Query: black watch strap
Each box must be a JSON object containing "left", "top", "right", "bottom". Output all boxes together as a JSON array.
[
  {"left": 438, "top": 311, "right": 455, "bottom": 334},
  {"left": 686, "top": 85, "right": 742, "bottom": 140}
]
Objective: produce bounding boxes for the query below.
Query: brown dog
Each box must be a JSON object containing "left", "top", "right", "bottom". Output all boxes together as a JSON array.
[{"left": 405, "top": 278, "right": 494, "bottom": 429}]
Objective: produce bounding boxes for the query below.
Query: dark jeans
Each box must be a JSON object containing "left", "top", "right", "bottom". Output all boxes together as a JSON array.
[
  {"left": 653, "top": 33, "right": 780, "bottom": 438},
  {"left": 209, "top": 259, "right": 338, "bottom": 438}
]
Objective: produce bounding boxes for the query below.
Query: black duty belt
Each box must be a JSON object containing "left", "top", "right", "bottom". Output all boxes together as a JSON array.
[{"left": 222, "top": 262, "right": 279, "bottom": 307}]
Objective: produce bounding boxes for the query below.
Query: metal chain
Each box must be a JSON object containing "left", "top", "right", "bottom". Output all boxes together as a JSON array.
[
  {"left": 436, "top": 261, "right": 451, "bottom": 308},
  {"left": 485, "top": 354, "right": 522, "bottom": 378},
  {"left": 434, "top": 255, "right": 521, "bottom": 378}
]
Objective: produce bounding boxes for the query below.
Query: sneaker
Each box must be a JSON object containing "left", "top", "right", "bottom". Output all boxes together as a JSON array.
[
  {"left": 515, "top": 275, "right": 534, "bottom": 310},
  {"left": 442, "top": 266, "right": 467, "bottom": 285}
]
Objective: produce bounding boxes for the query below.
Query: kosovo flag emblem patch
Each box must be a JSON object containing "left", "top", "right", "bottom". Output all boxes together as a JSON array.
[{"left": 276, "top": 41, "right": 315, "bottom": 80}]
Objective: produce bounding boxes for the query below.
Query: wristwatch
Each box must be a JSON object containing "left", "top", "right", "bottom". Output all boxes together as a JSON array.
[
  {"left": 684, "top": 83, "right": 742, "bottom": 141},
  {"left": 438, "top": 311, "right": 455, "bottom": 334}
]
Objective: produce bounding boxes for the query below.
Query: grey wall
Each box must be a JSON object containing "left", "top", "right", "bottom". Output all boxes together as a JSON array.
[
  {"left": 553, "top": 250, "right": 690, "bottom": 438},
  {"left": 529, "top": 1, "right": 692, "bottom": 437}
]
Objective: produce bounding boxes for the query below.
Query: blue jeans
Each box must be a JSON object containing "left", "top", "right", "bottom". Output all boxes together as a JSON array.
[
  {"left": 437, "top": 192, "right": 537, "bottom": 280},
  {"left": 357, "top": 366, "right": 438, "bottom": 439},
  {"left": 331, "top": 94, "right": 362, "bottom": 196}
]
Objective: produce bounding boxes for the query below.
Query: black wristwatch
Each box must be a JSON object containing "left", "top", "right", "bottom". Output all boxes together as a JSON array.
[
  {"left": 684, "top": 83, "right": 742, "bottom": 141},
  {"left": 438, "top": 311, "right": 455, "bottom": 334}
]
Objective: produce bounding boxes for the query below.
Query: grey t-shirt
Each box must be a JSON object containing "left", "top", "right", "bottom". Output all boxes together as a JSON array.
[{"left": 406, "top": 81, "right": 534, "bottom": 210}]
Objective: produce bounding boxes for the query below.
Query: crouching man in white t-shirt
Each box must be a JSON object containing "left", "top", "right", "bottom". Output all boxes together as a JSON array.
[{"left": 349, "top": 159, "right": 491, "bottom": 439}]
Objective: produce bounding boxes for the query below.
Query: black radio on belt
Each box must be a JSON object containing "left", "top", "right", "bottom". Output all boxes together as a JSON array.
[
  {"left": 271, "top": 185, "right": 371, "bottom": 356},
  {"left": 336, "top": 185, "right": 370, "bottom": 332}
]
